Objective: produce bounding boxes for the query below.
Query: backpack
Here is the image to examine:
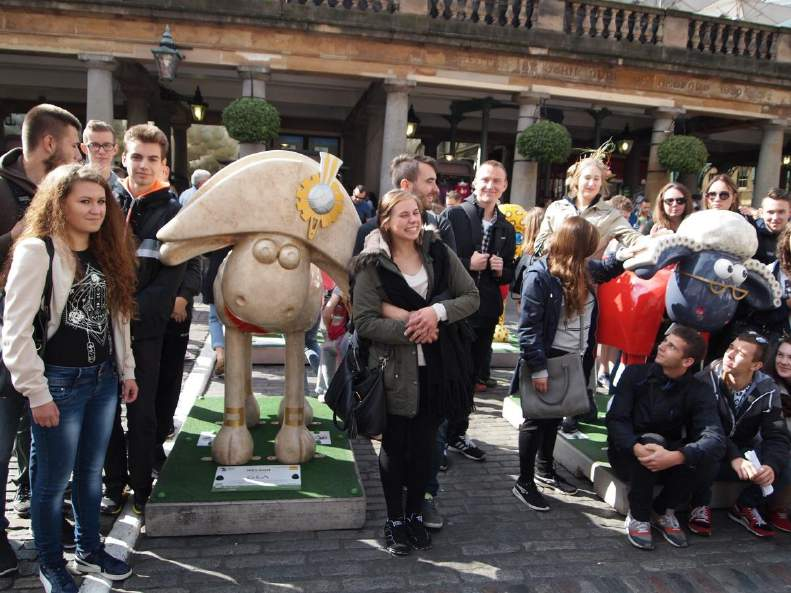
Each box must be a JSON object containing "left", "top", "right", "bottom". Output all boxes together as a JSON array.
[{"left": 0, "top": 237, "right": 55, "bottom": 398}]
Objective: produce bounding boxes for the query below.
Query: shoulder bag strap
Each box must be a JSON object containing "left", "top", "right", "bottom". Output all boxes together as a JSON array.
[{"left": 33, "top": 237, "right": 56, "bottom": 356}]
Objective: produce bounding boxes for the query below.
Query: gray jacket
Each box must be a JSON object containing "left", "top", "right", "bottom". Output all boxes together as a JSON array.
[{"left": 352, "top": 229, "right": 479, "bottom": 417}]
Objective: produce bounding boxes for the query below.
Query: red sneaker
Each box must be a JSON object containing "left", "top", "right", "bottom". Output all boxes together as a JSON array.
[
  {"left": 474, "top": 382, "right": 487, "bottom": 393},
  {"left": 688, "top": 505, "right": 712, "bottom": 536},
  {"left": 728, "top": 504, "right": 775, "bottom": 538},
  {"left": 769, "top": 510, "right": 791, "bottom": 533}
]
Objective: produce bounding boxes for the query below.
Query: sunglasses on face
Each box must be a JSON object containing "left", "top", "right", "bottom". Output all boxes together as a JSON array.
[
  {"left": 706, "top": 191, "right": 731, "bottom": 200},
  {"left": 663, "top": 197, "right": 686, "bottom": 205}
]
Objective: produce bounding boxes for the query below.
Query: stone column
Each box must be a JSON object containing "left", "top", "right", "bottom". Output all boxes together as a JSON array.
[
  {"left": 79, "top": 54, "right": 116, "bottom": 124},
  {"left": 379, "top": 79, "right": 414, "bottom": 194},
  {"left": 238, "top": 65, "right": 270, "bottom": 99},
  {"left": 237, "top": 66, "right": 272, "bottom": 157},
  {"left": 645, "top": 108, "right": 683, "bottom": 203},
  {"left": 510, "top": 93, "right": 545, "bottom": 208},
  {"left": 754, "top": 120, "right": 788, "bottom": 207}
]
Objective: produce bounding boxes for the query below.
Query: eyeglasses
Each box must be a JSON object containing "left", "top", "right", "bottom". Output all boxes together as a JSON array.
[
  {"left": 663, "top": 197, "right": 686, "bottom": 205},
  {"left": 705, "top": 191, "right": 731, "bottom": 201},
  {"left": 681, "top": 271, "right": 748, "bottom": 301},
  {"left": 86, "top": 142, "right": 116, "bottom": 153}
]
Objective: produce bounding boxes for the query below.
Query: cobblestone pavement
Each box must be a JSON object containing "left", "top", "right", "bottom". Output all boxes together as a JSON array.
[{"left": 5, "top": 305, "right": 791, "bottom": 592}]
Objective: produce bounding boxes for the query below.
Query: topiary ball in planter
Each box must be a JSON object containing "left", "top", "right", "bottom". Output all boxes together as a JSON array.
[
  {"left": 516, "top": 121, "right": 573, "bottom": 164},
  {"left": 658, "top": 135, "right": 709, "bottom": 174},
  {"left": 222, "top": 97, "right": 281, "bottom": 144}
]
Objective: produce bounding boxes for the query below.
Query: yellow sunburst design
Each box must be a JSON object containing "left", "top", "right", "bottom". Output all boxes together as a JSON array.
[{"left": 296, "top": 153, "right": 345, "bottom": 240}]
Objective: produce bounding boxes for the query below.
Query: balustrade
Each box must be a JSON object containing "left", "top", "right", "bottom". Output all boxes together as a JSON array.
[
  {"left": 428, "top": 0, "right": 537, "bottom": 29},
  {"left": 563, "top": 1, "right": 663, "bottom": 44},
  {"left": 687, "top": 18, "right": 776, "bottom": 60}
]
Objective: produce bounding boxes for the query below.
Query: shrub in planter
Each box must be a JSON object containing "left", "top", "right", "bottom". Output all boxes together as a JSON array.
[
  {"left": 222, "top": 97, "right": 280, "bottom": 144},
  {"left": 657, "top": 135, "right": 709, "bottom": 174},
  {"left": 516, "top": 121, "right": 573, "bottom": 164}
]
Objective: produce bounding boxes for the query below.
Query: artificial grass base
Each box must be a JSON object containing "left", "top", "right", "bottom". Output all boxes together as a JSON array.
[{"left": 145, "top": 395, "right": 367, "bottom": 536}]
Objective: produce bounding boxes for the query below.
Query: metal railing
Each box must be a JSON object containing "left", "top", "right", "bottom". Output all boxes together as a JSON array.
[{"left": 285, "top": 0, "right": 398, "bottom": 13}]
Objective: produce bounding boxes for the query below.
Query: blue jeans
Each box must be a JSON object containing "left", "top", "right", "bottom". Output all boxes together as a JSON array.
[
  {"left": 30, "top": 360, "right": 118, "bottom": 566},
  {"left": 208, "top": 304, "right": 225, "bottom": 350}
]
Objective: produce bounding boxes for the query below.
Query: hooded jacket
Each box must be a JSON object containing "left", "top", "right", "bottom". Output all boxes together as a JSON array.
[
  {"left": 697, "top": 360, "right": 790, "bottom": 474},
  {"left": 352, "top": 229, "right": 479, "bottom": 417},
  {"left": 753, "top": 217, "right": 780, "bottom": 265},
  {"left": 118, "top": 182, "right": 186, "bottom": 340},
  {"left": 0, "top": 148, "right": 37, "bottom": 264},
  {"left": 606, "top": 363, "right": 725, "bottom": 467}
]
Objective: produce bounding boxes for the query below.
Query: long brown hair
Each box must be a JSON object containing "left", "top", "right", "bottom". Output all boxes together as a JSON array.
[
  {"left": 11, "top": 164, "right": 137, "bottom": 319},
  {"left": 547, "top": 216, "right": 599, "bottom": 317},
  {"left": 778, "top": 225, "right": 791, "bottom": 278},
  {"left": 704, "top": 174, "right": 739, "bottom": 212},
  {"left": 653, "top": 182, "right": 693, "bottom": 230}
]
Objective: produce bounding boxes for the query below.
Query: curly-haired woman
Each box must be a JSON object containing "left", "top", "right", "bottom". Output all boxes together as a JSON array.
[{"left": 2, "top": 164, "right": 138, "bottom": 593}]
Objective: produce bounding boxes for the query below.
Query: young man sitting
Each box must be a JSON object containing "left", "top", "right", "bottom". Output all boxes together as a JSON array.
[
  {"left": 606, "top": 325, "right": 725, "bottom": 550},
  {"left": 690, "top": 331, "right": 791, "bottom": 538}
]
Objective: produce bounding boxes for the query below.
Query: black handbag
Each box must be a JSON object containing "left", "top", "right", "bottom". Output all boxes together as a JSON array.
[
  {"left": 0, "top": 237, "right": 55, "bottom": 398},
  {"left": 324, "top": 334, "right": 388, "bottom": 439}
]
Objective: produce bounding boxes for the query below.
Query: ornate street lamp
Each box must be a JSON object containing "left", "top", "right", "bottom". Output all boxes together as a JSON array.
[
  {"left": 151, "top": 25, "right": 184, "bottom": 82},
  {"left": 189, "top": 86, "right": 208, "bottom": 123},
  {"left": 406, "top": 105, "right": 421, "bottom": 138},
  {"left": 783, "top": 154, "right": 791, "bottom": 167},
  {"left": 616, "top": 125, "right": 634, "bottom": 155}
]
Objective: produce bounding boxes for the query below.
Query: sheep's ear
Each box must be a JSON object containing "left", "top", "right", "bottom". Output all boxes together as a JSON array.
[
  {"left": 627, "top": 245, "right": 694, "bottom": 280},
  {"left": 743, "top": 270, "right": 781, "bottom": 311}
]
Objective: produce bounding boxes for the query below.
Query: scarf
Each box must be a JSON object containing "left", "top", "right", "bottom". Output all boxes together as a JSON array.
[{"left": 376, "top": 240, "right": 475, "bottom": 420}]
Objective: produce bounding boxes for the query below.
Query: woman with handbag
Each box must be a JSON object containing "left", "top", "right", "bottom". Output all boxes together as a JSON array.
[
  {"left": 353, "top": 189, "right": 479, "bottom": 557},
  {"left": 512, "top": 216, "right": 623, "bottom": 512},
  {"left": 2, "top": 164, "right": 138, "bottom": 593}
]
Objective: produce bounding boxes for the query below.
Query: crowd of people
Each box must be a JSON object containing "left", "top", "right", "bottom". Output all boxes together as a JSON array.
[{"left": 1, "top": 102, "right": 790, "bottom": 592}]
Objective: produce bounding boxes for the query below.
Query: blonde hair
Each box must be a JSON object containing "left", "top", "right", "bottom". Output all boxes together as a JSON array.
[
  {"left": 521, "top": 207, "right": 545, "bottom": 257},
  {"left": 566, "top": 157, "right": 610, "bottom": 199}
]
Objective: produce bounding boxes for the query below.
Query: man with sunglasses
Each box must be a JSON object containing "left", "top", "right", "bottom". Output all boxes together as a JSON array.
[
  {"left": 81, "top": 120, "right": 126, "bottom": 205},
  {"left": 691, "top": 332, "right": 791, "bottom": 537}
]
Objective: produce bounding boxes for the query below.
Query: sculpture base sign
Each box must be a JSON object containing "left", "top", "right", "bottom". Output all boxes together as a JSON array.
[{"left": 146, "top": 395, "right": 366, "bottom": 537}]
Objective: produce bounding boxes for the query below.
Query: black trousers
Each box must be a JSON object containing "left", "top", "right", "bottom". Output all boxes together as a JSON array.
[
  {"left": 103, "top": 335, "right": 164, "bottom": 503},
  {"left": 447, "top": 317, "right": 497, "bottom": 443},
  {"left": 154, "top": 312, "right": 192, "bottom": 465},
  {"left": 518, "top": 417, "right": 562, "bottom": 483},
  {"left": 609, "top": 447, "right": 694, "bottom": 522},
  {"left": 378, "top": 368, "right": 440, "bottom": 520}
]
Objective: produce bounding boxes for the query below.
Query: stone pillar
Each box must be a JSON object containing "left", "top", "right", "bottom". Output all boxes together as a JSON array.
[
  {"left": 646, "top": 108, "right": 683, "bottom": 203},
  {"left": 510, "top": 93, "right": 545, "bottom": 208},
  {"left": 623, "top": 141, "right": 642, "bottom": 194},
  {"left": 79, "top": 54, "right": 116, "bottom": 124},
  {"left": 238, "top": 65, "right": 270, "bottom": 99},
  {"left": 379, "top": 79, "right": 414, "bottom": 194},
  {"left": 754, "top": 120, "right": 788, "bottom": 207},
  {"left": 237, "top": 66, "right": 272, "bottom": 157},
  {"left": 126, "top": 91, "right": 149, "bottom": 127}
]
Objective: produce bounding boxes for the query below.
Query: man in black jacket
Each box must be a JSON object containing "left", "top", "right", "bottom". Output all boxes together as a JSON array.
[
  {"left": 0, "top": 103, "right": 81, "bottom": 576},
  {"left": 606, "top": 325, "right": 724, "bottom": 551},
  {"left": 352, "top": 155, "right": 455, "bottom": 255},
  {"left": 690, "top": 332, "right": 791, "bottom": 538},
  {"left": 753, "top": 188, "right": 789, "bottom": 265},
  {"left": 102, "top": 124, "right": 186, "bottom": 515},
  {"left": 442, "top": 160, "right": 516, "bottom": 461}
]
